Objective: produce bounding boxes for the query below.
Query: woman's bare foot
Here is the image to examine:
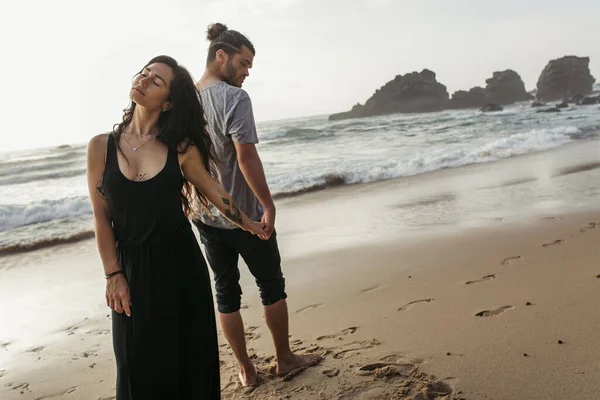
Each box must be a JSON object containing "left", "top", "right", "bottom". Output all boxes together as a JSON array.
[{"left": 276, "top": 353, "right": 322, "bottom": 381}]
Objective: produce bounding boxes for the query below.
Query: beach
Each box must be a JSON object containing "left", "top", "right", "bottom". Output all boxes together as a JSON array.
[{"left": 1, "top": 137, "right": 599, "bottom": 399}]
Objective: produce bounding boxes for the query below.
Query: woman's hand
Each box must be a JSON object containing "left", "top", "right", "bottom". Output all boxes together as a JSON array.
[{"left": 106, "top": 273, "right": 131, "bottom": 317}]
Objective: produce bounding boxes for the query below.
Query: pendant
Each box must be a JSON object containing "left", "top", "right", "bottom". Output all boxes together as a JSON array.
[{"left": 133, "top": 147, "right": 138, "bottom": 151}]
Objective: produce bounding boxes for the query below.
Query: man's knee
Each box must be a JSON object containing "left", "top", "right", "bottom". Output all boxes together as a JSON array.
[
  {"left": 256, "top": 276, "right": 287, "bottom": 307},
  {"left": 215, "top": 287, "right": 242, "bottom": 314}
]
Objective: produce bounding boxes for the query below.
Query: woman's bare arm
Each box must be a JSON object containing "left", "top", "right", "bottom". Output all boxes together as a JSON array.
[
  {"left": 179, "top": 145, "right": 267, "bottom": 238},
  {"left": 86, "top": 134, "right": 131, "bottom": 316},
  {"left": 86, "top": 134, "right": 120, "bottom": 274}
]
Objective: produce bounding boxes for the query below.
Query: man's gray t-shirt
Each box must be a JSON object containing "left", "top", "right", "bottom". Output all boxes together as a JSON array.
[{"left": 199, "top": 81, "right": 263, "bottom": 229}]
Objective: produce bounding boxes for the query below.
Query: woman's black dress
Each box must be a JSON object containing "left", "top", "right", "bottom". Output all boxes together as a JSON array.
[{"left": 102, "top": 134, "right": 220, "bottom": 399}]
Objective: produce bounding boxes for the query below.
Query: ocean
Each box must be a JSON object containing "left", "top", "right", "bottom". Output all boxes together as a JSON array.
[{"left": 1, "top": 101, "right": 600, "bottom": 255}]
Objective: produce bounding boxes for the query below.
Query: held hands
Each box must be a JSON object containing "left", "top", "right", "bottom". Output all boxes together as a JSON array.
[
  {"left": 261, "top": 206, "right": 276, "bottom": 240},
  {"left": 106, "top": 273, "right": 131, "bottom": 317},
  {"left": 246, "top": 220, "right": 269, "bottom": 240}
]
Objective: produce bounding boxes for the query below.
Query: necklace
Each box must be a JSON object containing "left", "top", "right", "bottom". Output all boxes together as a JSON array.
[
  {"left": 125, "top": 130, "right": 157, "bottom": 138},
  {"left": 122, "top": 134, "right": 155, "bottom": 152}
]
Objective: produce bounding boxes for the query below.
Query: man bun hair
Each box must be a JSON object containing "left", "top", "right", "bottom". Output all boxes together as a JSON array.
[
  {"left": 205, "top": 22, "right": 256, "bottom": 64},
  {"left": 206, "top": 22, "right": 228, "bottom": 41}
]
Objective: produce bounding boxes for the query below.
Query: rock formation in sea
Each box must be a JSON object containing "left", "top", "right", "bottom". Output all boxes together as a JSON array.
[
  {"left": 329, "top": 69, "right": 449, "bottom": 121},
  {"left": 536, "top": 56, "right": 595, "bottom": 101},
  {"left": 482, "top": 70, "right": 534, "bottom": 105},
  {"left": 448, "top": 87, "right": 485, "bottom": 109},
  {"left": 328, "top": 56, "right": 595, "bottom": 121}
]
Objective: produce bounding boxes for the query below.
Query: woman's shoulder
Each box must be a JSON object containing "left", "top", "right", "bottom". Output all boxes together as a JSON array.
[
  {"left": 87, "top": 133, "right": 112, "bottom": 159},
  {"left": 88, "top": 132, "right": 110, "bottom": 147}
]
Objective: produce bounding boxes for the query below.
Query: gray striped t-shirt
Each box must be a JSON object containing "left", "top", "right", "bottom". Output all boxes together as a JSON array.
[{"left": 198, "top": 81, "right": 263, "bottom": 229}]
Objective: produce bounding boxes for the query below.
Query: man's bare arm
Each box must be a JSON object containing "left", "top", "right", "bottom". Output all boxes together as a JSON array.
[
  {"left": 234, "top": 142, "right": 276, "bottom": 236},
  {"left": 235, "top": 143, "right": 274, "bottom": 210}
]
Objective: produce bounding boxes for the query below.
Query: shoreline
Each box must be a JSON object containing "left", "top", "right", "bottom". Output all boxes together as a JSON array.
[{"left": 4, "top": 136, "right": 599, "bottom": 258}]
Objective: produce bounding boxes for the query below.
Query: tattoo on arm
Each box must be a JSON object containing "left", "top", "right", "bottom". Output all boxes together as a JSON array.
[
  {"left": 222, "top": 198, "right": 243, "bottom": 225},
  {"left": 96, "top": 180, "right": 107, "bottom": 200}
]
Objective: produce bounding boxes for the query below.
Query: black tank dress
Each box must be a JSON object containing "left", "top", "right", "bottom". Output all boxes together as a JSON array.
[{"left": 102, "top": 134, "right": 220, "bottom": 399}]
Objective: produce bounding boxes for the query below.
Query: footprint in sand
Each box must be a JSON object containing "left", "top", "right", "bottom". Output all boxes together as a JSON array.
[
  {"left": 295, "top": 303, "right": 323, "bottom": 314},
  {"left": 380, "top": 354, "right": 425, "bottom": 365},
  {"left": 501, "top": 255, "right": 521, "bottom": 265},
  {"left": 63, "top": 318, "right": 90, "bottom": 335},
  {"left": 89, "top": 329, "right": 110, "bottom": 336},
  {"left": 331, "top": 339, "right": 381, "bottom": 359},
  {"left": 0, "top": 369, "right": 6, "bottom": 379},
  {"left": 12, "top": 382, "right": 30, "bottom": 394},
  {"left": 336, "top": 367, "right": 456, "bottom": 399},
  {"left": 357, "top": 361, "right": 417, "bottom": 377},
  {"left": 286, "top": 336, "right": 319, "bottom": 353},
  {"left": 27, "top": 346, "right": 44, "bottom": 353},
  {"left": 322, "top": 368, "right": 340, "bottom": 378},
  {"left": 465, "top": 274, "right": 496, "bottom": 285},
  {"left": 581, "top": 222, "right": 598, "bottom": 233},
  {"left": 0, "top": 341, "right": 11, "bottom": 351},
  {"left": 475, "top": 305, "right": 514, "bottom": 317},
  {"left": 445, "top": 352, "right": 466, "bottom": 357},
  {"left": 245, "top": 326, "right": 260, "bottom": 341},
  {"left": 34, "top": 386, "right": 78, "bottom": 399},
  {"left": 544, "top": 216, "right": 563, "bottom": 220},
  {"left": 317, "top": 326, "right": 359, "bottom": 341},
  {"left": 81, "top": 351, "right": 98, "bottom": 358},
  {"left": 398, "top": 298, "right": 434, "bottom": 312},
  {"left": 542, "top": 239, "right": 565, "bottom": 247},
  {"left": 361, "top": 284, "right": 385, "bottom": 293}
]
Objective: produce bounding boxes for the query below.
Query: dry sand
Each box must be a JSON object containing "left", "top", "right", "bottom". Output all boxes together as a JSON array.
[{"left": 1, "top": 211, "right": 599, "bottom": 399}]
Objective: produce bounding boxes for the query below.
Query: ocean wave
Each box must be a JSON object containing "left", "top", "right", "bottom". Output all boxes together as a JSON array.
[
  {"left": 0, "top": 196, "right": 91, "bottom": 232},
  {"left": 0, "top": 168, "right": 87, "bottom": 186},
  {"left": 0, "top": 151, "right": 84, "bottom": 169},
  {"left": 260, "top": 127, "right": 334, "bottom": 141},
  {"left": 0, "top": 160, "right": 80, "bottom": 178},
  {"left": 1, "top": 108, "right": 598, "bottom": 244},
  {"left": 272, "top": 174, "right": 347, "bottom": 199},
  {"left": 0, "top": 230, "right": 95, "bottom": 256},
  {"left": 271, "top": 125, "right": 585, "bottom": 197}
]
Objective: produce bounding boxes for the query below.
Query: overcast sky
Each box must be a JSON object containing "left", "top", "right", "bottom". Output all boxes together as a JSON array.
[{"left": 2, "top": 0, "right": 599, "bottom": 151}]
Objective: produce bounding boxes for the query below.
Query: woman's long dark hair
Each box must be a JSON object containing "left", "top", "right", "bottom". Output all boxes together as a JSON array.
[{"left": 112, "top": 55, "right": 217, "bottom": 217}]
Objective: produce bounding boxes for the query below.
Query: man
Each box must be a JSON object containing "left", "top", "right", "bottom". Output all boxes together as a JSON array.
[{"left": 194, "top": 22, "right": 320, "bottom": 387}]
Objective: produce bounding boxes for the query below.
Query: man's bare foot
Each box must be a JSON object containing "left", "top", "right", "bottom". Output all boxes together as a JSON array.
[
  {"left": 238, "top": 363, "right": 259, "bottom": 388},
  {"left": 276, "top": 353, "right": 323, "bottom": 381}
]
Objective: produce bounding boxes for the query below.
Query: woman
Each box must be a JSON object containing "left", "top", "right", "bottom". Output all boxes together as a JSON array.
[{"left": 86, "top": 55, "right": 266, "bottom": 399}]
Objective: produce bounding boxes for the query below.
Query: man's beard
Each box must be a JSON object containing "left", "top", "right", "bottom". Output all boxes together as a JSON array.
[{"left": 224, "top": 60, "right": 242, "bottom": 87}]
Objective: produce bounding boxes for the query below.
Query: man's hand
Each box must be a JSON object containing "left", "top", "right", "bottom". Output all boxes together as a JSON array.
[{"left": 261, "top": 205, "right": 276, "bottom": 239}]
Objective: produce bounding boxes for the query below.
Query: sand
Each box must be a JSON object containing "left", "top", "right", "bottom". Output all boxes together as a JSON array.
[{"left": 1, "top": 140, "right": 599, "bottom": 399}]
